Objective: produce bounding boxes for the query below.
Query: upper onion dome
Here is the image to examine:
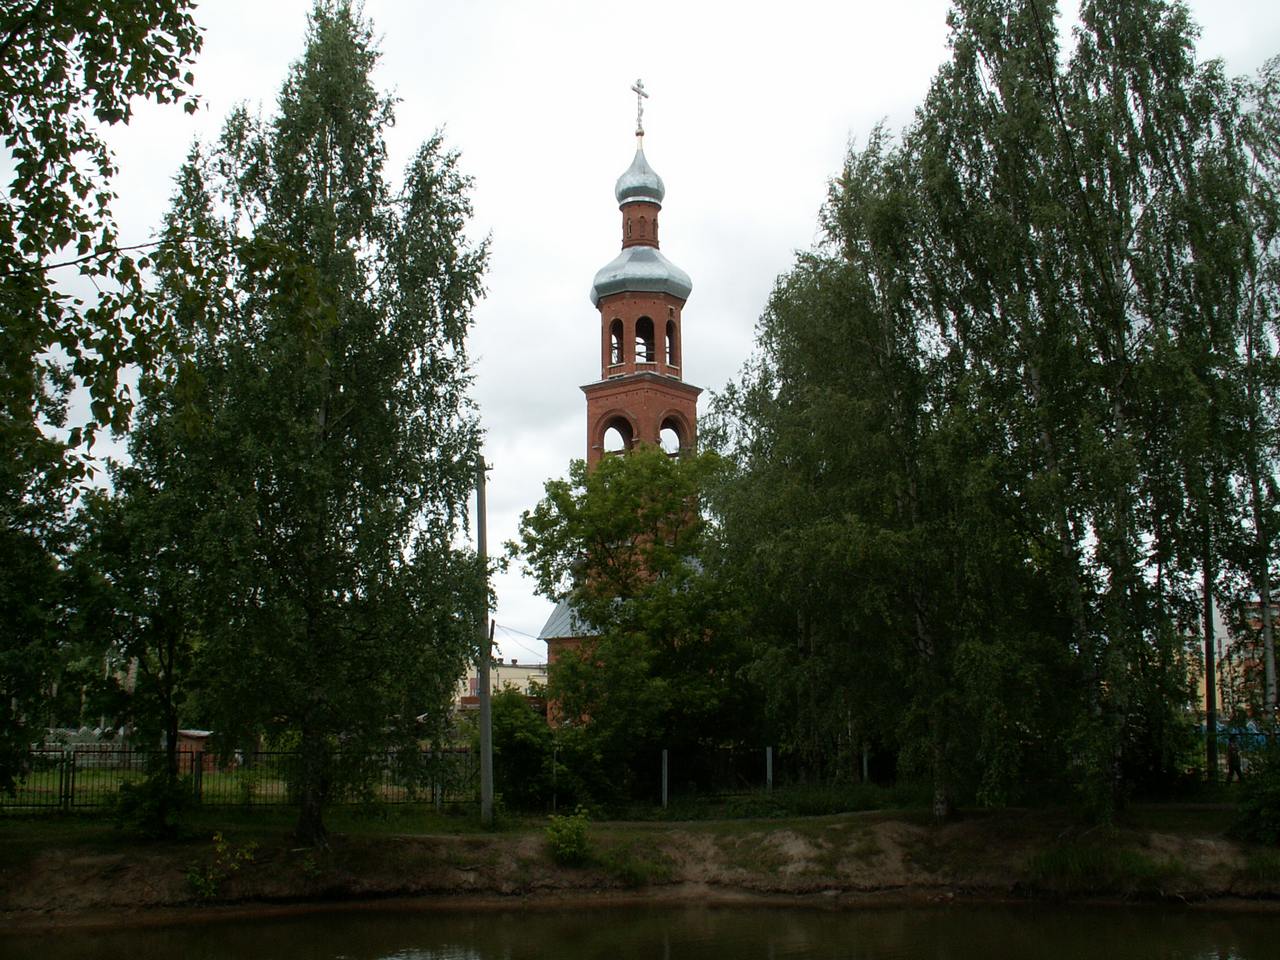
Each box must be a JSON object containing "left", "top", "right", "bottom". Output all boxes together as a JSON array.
[{"left": 614, "top": 142, "right": 665, "bottom": 207}]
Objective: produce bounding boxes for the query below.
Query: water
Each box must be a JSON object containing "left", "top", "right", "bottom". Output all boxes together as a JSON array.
[{"left": 2, "top": 903, "right": 1274, "bottom": 959}]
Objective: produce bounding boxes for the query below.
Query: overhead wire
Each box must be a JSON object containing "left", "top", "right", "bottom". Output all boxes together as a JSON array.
[{"left": 493, "top": 623, "right": 546, "bottom": 663}]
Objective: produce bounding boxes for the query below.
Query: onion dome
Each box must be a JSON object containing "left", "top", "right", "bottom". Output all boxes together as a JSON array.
[
  {"left": 614, "top": 142, "right": 665, "bottom": 207},
  {"left": 590, "top": 245, "right": 692, "bottom": 306}
]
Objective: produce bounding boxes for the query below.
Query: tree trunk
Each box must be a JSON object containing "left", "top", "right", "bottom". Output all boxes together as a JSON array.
[
  {"left": 1261, "top": 575, "right": 1277, "bottom": 730},
  {"left": 1203, "top": 538, "right": 1218, "bottom": 782},
  {"left": 163, "top": 626, "right": 180, "bottom": 784},
  {"left": 1244, "top": 292, "right": 1277, "bottom": 729},
  {"left": 296, "top": 726, "right": 328, "bottom": 848},
  {"left": 931, "top": 733, "right": 952, "bottom": 823},
  {"left": 1247, "top": 445, "right": 1278, "bottom": 727}
]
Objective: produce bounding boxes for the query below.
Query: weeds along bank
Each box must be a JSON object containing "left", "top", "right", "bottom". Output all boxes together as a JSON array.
[{"left": 2, "top": 806, "right": 1278, "bottom": 923}]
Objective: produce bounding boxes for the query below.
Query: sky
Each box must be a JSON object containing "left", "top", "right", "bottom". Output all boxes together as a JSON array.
[{"left": 98, "top": 0, "right": 1280, "bottom": 661}]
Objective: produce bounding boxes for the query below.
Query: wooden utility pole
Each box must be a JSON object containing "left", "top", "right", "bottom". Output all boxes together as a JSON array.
[{"left": 476, "top": 456, "right": 494, "bottom": 826}]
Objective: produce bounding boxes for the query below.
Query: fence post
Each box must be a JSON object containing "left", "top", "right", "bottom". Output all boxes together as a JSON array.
[
  {"left": 64, "top": 750, "right": 75, "bottom": 810},
  {"left": 58, "top": 750, "right": 68, "bottom": 811},
  {"left": 193, "top": 752, "right": 204, "bottom": 804},
  {"left": 661, "top": 749, "right": 669, "bottom": 809},
  {"left": 766, "top": 746, "right": 773, "bottom": 792}
]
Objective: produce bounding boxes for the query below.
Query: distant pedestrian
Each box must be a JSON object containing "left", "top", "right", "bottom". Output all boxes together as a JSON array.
[{"left": 1226, "top": 734, "right": 1244, "bottom": 784}]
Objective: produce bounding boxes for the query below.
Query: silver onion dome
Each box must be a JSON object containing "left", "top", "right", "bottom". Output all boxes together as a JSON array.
[
  {"left": 590, "top": 245, "right": 693, "bottom": 306},
  {"left": 614, "top": 143, "right": 665, "bottom": 206}
]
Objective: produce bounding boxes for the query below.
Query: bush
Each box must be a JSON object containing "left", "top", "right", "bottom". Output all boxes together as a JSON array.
[
  {"left": 600, "top": 840, "right": 672, "bottom": 888},
  {"left": 185, "top": 832, "right": 259, "bottom": 901},
  {"left": 545, "top": 806, "right": 592, "bottom": 866},
  {"left": 114, "top": 773, "right": 193, "bottom": 839},
  {"left": 1231, "top": 745, "right": 1280, "bottom": 846},
  {"left": 488, "top": 687, "right": 554, "bottom": 810}
]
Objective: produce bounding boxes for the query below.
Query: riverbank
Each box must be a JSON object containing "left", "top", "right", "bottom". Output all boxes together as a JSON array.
[{"left": 2, "top": 806, "right": 1276, "bottom": 929}]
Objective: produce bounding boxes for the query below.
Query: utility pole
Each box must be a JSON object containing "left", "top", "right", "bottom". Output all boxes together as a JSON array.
[{"left": 476, "top": 455, "right": 494, "bottom": 826}]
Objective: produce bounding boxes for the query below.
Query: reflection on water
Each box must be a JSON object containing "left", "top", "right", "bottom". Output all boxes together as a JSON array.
[{"left": 1, "top": 903, "right": 1274, "bottom": 960}]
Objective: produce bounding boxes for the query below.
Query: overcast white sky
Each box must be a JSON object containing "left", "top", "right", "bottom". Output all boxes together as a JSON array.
[{"left": 98, "top": 0, "right": 1280, "bottom": 661}]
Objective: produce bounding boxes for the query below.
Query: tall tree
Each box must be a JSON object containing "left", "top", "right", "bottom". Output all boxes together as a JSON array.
[
  {"left": 712, "top": 0, "right": 1278, "bottom": 814},
  {"left": 144, "top": 1, "right": 487, "bottom": 845},
  {"left": 1228, "top": 56, "right": 1280, "bottom": 728},
  {"left": 513, "top": 447, "right": 759, "bottom": 805},
  {"left": 0, "top": 0, "right": 201, "bottom": 792}
]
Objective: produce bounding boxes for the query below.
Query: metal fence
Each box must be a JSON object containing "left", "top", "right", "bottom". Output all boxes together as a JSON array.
[{"left": 2, "top": 746, "right": 477, "bottom": 811}]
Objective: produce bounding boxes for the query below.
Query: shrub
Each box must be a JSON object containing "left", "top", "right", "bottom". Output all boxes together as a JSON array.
[
  {"left": 186, "top": 832, "right": 258, "bottom": 901},
  {"left": 1231, "top": 745, "right": 1280, "bottom": 846},
  {"left": 114, "top": 773, "right": 193, "bottom": 839},
  {"left": 545, "top": 806, "right": 592, "bottom": 866},
  {"left": 600, "top": 840, "right": 672, "bottom": 888},
  {"left": 489, "top": 686, "right": 554, "bottom": 810}
]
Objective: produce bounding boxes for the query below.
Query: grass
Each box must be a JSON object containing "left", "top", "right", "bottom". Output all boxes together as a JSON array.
[
  {"left": 1123, "top": 803, "right": 1235, "bottom": 834},
  {"left": 0, "top": 802, "right": 524, "bottom": 857},
  {"left": 1024, "top": 841, "right": 1191, "bottom": 897},
  {"left": 597, "top": 837, "right": 674, "bottom": 887},
  {"left": 1239, "top": 848, "right": 1280, "bottom": 886},
  {"left": 608, "top": 782, "right": 933, "bottom": 822}
]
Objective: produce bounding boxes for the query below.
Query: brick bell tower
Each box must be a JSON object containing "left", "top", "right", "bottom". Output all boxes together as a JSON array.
[{"left": 583, "top": 80, "right": 700, "bottom": 466}]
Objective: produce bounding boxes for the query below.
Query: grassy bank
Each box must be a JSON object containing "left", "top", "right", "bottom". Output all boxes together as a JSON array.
[{"left": 1, "top": 801, "right": 1275, "bottom": 924}]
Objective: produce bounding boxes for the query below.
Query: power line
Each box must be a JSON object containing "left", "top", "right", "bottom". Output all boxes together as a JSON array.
[{"left": 494, "top": 623, "right": 546, "bottom": 662}]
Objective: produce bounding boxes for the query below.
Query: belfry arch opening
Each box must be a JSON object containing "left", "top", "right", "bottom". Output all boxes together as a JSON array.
[
  {"left": 602, "top": 416, "right": 634, "bottom": 454},
  {"left": 609, "top": 318, "right": 623, "bottom": 364},
  {"left": 665, "top": 318, "right": 678, "bottom": 366},
  {"left": 659, "top": 416, "right": 684, "bottom": 455},
  {"left": 635, "top": 316, "right": 655, "bottom": 363}
]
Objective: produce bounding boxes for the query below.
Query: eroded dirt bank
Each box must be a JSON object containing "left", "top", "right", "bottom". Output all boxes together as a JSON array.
[{"left": 2, "top": 809, "right": 1276, "bottom": 929}]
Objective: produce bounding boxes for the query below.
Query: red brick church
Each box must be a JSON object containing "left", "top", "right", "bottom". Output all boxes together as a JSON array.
[{"left": 539, "top": 81, "right": 700, "bottom": 671}]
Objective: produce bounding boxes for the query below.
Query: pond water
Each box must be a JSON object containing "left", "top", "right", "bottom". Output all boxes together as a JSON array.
[{"left": 2, "top": 903, "right": 1274, "bottom": 960}]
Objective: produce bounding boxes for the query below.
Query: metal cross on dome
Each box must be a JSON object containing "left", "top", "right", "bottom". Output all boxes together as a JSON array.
[{"left": 631, "top": 78, "right": 648, "bottom": 135}]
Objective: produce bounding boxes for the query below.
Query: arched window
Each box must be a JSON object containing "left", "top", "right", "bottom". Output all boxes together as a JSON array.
[
  {"left": 660, "top": 417, "right": 683, "bottom": 455},
  {"left": 626, "top": 218, "right": 632, "bottom": 239},
  {"left": 602, "top": 417, "right": 633, "bottom": 453},
  {"left": 635, "top": 316, "right": 655, "bottom": 363},
  {"left": 609, "top": 318, "right": 623, "bottom": 365},
  {"left": 638, "top": 215, "right": 648, "bottom": 239},
  {"left": 665, "top": 318, "right": 678, "bottom": 366}
]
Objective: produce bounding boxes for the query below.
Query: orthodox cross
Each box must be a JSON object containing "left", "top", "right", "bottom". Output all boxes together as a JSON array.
[{"left": 631, "top": 78, "right": 648, "bottom": 135}]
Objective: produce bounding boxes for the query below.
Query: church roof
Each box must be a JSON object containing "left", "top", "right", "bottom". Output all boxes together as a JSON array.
[
  {"left": 590, "top": 244, "right": 693, "bottom": 306},
  {"left": 538, "top": 598, "right": 593, "bottom": 640},
  {"left": 614, "top": 143, "right": 665, "bottom": 206}
]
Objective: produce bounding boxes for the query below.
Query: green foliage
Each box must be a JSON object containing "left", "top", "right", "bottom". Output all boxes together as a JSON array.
[
  {"left": 489, "top": 686, "right": 554, "bottom": 811},
  {"left": 1231, "top": 746, "right": 1280, "bottom": 845},
  {"left": 512, "top": 447, "right": 763, "bottom": 803},
  {"left": 185, "top": 832, "right": 258, "bottom": 901},
  {"left": 0, "top": 0, "right": 201, "bottom": 460},
  {"left": 1241, "top": 848, "right": 1280, "bottom": 884},
  {"left": 72, "top": 476, "right": 201, "bottom": 786},
  {"left": 706, "top": 0, "right": 1280, "bottom": 816},
  {"left": 544, "top": 806, "right": 592, "bottom": 867},
  {"left": 1025, "top": 843, "right": 1190, "bottom": 898},
  {"left": 114, "top": 773, "right": 194, "bottom": 840},
  {"left": 599, "top": 839, "right": 672, "bottom": 887},
  {"left": 129, "top": 1, "right": 487, "bottom": 847},
  {"left": 1, "top": 0, "right": 201, "bottom": 796}
]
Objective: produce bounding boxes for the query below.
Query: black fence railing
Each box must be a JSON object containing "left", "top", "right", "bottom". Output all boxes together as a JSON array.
[{"left": 3, "top": 747, "right": 477, "bottom": 811}]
